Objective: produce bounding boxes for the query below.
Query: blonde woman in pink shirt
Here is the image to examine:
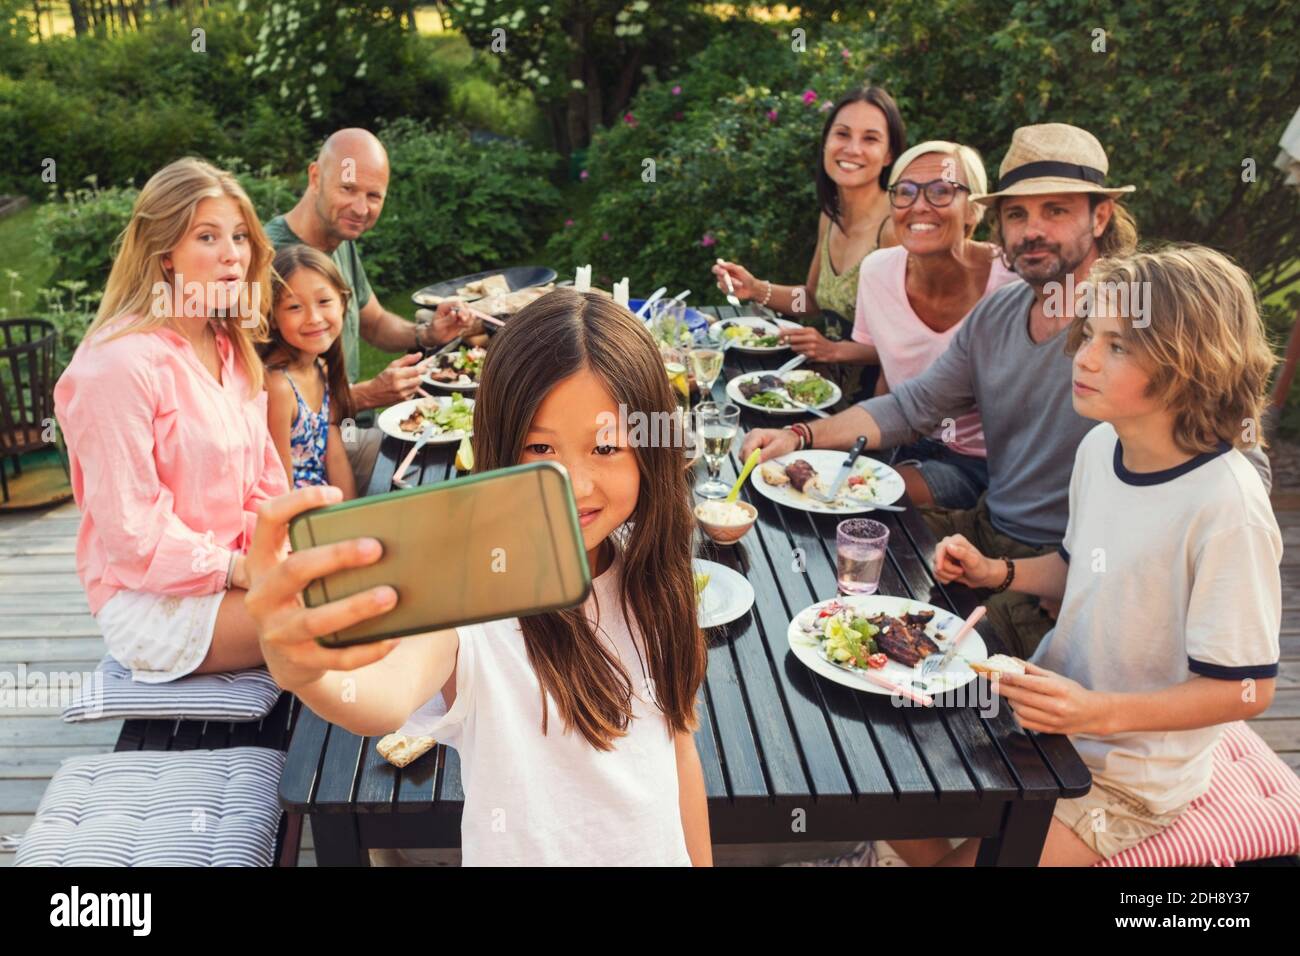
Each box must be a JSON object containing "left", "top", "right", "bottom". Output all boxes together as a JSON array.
[
  {"left": 54, "top": 158, "right": 289, "bottom": 683},
  {"left": 851, "top": 141, "right": 1019, "bottom": 510}
]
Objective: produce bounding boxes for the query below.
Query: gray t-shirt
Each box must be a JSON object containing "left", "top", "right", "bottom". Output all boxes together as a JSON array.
[
  {"left": 858, "top": 280, "right": 1272, "bottom": 546},
  {"left": 859, "top": 281, "right": 1091, "bottom": 546}
]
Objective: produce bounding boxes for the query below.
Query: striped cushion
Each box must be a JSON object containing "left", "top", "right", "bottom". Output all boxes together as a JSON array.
[
  {"left": 1099, "top": 722, "right": 1300, "bottom": 867},
  {"left": 15, "top": 748, "right": 285, "bottom": 867},
  {"left": 61, "top": 655, "right": 281, "bottom": 723}
]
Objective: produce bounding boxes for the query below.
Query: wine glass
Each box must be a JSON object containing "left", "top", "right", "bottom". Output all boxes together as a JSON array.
[
  {"left": 689, "top": 345, "right": 724, "bottom": 403},
  {"left": 693, "top": 401, "right": 740, "bottom": 499}
]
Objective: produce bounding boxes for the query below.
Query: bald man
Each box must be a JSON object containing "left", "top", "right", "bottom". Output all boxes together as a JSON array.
[{"left": 265, "top": 129, "right": 481, "bottom": 483}]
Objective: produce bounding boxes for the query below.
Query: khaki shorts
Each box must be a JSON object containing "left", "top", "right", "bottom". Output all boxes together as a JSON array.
[
  {"left": 1053, "top": 779, "right": 1187, "bottom": 860},
  {"left": 919, "top": 494, "right": 1058, "bottom": 659},
  {"left": 342, "top": 423, "right": 384, "bottom": 493}
]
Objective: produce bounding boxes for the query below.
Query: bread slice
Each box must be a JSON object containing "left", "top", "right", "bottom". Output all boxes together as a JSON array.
[
  {"left": 376, "top": 733, "right": 438, "bottom": 768},
  {"left": 969, "top": 654, "right": 1026, "bottom": 677}
]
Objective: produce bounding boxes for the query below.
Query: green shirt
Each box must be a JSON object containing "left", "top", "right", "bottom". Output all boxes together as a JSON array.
[{"left": 263, "top": 214, "right": 372, "bottom": 383}]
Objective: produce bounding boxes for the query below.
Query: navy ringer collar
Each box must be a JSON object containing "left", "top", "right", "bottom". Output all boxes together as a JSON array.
[{"left": 1113, "top": 438, "right": 1231, "bottom": 486}]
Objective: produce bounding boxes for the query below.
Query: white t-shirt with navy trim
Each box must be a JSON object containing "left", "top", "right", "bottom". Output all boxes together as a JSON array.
[
  {"left": 396, "top": 552, "right": 691, "bottom": 866},
  {"left": 1032, "top": 422, "right": 1281, "bottom": 814}
]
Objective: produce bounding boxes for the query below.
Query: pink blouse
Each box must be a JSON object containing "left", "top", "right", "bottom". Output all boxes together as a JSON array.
[
  {"left": 54, "top": 319, "right": 289, "bottom": 615},
  {"left": 851, "top": 246, "right": 1018, "bottom": 457}
]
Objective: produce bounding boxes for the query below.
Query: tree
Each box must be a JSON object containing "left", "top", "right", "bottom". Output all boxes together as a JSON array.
[{"left": 443, "top": 0, "right": 717, "bottom": 154}]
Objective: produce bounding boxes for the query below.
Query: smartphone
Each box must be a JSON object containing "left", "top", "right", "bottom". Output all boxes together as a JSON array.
[{"left": 288, "top": 461, "right": 591, "bottom": 647}]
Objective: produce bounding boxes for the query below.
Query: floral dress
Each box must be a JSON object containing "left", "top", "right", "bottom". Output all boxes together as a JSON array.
[{"left": 283, "top": 361, "right": 330, "bottom": 488}]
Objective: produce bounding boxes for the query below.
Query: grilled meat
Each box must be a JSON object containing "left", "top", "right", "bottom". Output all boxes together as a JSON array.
[
  {"left": 868, "top": 613, "right": 940, "bottom": 667},
  {"left": 784, "top": 459, "right": 818, "bottom": 494},
  {"left": 738, "top": 374, "right": 784, "bottom": 399}
]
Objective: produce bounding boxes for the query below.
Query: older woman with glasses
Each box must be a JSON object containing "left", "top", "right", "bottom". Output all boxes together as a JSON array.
[{"left": 849, "top": 140, "right": 1020, "bottom": 509}]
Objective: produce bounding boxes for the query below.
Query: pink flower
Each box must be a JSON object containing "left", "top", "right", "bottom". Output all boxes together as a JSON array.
[
  {"left": 841, "top": 48, "right": 851, "bottom": 59},
  {"left": 802, "top": 89, "right": 818, "bottom": 104},
  {"left": 564, "top": 218, "right": 574, "bottom": 227},
  {"left": 700, "top": 233, "right": 716, "bottom": 248},
  {"left": 767, "top": 108, "right": 779, "bottom": 122},
  {"left": 673, "top": 111, "right": 684, "bottom": 121},
  {"left": 601, "top": 232, "right": 611, "bottom": 241},
  {"left": 671, "top": 85, "right": 682, "bottom": 95},
  {"left": 624, "top": 112, "right": 638, "bottom": 127},
  {"left": 579, "top": 169, "right": 589, "bottom": 180}
]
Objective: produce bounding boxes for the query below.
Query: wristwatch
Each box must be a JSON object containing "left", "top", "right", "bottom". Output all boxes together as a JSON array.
[{"left": 413, "top": 316, "right": 434, "bottom": 350}]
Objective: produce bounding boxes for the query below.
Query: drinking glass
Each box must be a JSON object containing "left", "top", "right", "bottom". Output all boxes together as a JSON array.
[
  {"left": 693, "top": 401, "right": 741, "bottom": 499},
  {"left": 836, "top": 519, "right": 890, "bottom": 595},
  {"left": 689, "top": 346, "right": 725, "bottom": 402},
  {"left": 662, "top": 346, "right": 691, "bottom": 412},
  {"left": 649, "top": 298, "right": 691, "bottom": 349}
]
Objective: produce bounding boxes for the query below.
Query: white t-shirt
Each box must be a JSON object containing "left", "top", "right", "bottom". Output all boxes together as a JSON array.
[
  {"left": 397, "top": 552, "right": 691, "bottom": 866},
  {"left": 1031, "top": 423, "right": 1282, "bottom": 814}
]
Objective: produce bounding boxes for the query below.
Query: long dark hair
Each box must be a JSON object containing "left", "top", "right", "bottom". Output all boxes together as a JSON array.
[
  {"left": 814, "top": 86, "right": 907, "bottom": 228},
  {"left": 261, "top": 244, "right": 356, "bottom": 424},
  {"left": 472, "top": 288, "right": 707, "bottom": 750}
]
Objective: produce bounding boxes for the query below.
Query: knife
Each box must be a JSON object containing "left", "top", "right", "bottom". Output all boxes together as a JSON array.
[{"left": 810, "top": 435, "right": 866, "bottom": 503}]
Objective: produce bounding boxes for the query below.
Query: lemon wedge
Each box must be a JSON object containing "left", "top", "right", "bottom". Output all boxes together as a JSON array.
[{"left": 455, "top": 436, "right": 474, "bottom": 472}]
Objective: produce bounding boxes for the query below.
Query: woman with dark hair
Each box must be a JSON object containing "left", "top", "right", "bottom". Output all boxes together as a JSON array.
[{"left": 712, "top": 86, "right": 906, "bottom": 405}]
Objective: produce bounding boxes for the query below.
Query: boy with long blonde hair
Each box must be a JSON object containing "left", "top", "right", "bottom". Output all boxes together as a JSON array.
[{"left": 906, "top": 244, "right": 1281, "bottom": 865}]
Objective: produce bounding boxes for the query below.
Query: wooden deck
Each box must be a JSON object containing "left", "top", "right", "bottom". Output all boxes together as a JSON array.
[{"left": 1, "top": 498, "right": 1297, "bottom": 867}]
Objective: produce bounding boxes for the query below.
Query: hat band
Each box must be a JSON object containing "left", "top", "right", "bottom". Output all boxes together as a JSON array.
[{"left": 997, "top": 160, "right": 1106, "bottom": 191}]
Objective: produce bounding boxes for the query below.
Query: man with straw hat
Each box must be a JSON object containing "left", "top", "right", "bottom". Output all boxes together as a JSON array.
[{"left": 744, "top": 123, "right": 1271, "bottom": 660}]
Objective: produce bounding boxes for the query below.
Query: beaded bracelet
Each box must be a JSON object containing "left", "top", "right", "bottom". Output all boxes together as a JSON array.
[
  {"left": 991, "top": 556, "right": 1015, "bottom": 594},
  {"left": 760, "top": 280, "right": 773, "bottom": 308}
]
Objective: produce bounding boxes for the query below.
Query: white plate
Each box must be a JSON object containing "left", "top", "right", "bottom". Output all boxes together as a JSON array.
[
  {"left": 377, "top": 396, "right": 475, "bottom": 444},
  {"left": 421, "top": 360, "right": 481, "bottom": 392},
  {"left": 710, "top": 316, "right": 798, "bottom": 354},
  {"left": 751, "top": 449, "right": 905, "bottom": 514},
  {"left": 694, "top": 559, "right": 755, "bottom": 629},
  {"left": 787, "top": 594, "right": 988, "bottom": 697},
  {"left": 725, "top": 369, "right": 841, "bottom": 415}
]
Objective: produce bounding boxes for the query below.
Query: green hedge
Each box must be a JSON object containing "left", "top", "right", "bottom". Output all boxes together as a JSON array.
[
  {"left": 0, "top": 4, "right": 450, "bottom": 196},
  {"left": 358, "top": 120, "right": 563, "bottom": 292},
  {"left": 548, "top": 1, "right": 1300, "bottom": 303}
]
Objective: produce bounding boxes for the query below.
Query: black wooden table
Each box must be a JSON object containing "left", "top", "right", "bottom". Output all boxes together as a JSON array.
[{"left": 280, "top": 304, "right": 1091, "bottom": 866}]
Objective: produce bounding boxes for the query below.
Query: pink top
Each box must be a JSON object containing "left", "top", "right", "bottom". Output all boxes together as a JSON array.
[
  {"left": 851, "top": 246, "right": 1018, "bottom": 457},
  {"left": 54, "top": 319, "right": 289, "bottom": 615}
]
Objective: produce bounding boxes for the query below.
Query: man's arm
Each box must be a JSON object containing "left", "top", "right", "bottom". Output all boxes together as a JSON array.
[{"left": 357, "top": 293, "right": 425, "bottom": 354}]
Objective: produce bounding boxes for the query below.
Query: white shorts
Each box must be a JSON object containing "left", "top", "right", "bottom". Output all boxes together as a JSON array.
[{"left": 95, "top": 589, "right": 226, "bottom": 683}]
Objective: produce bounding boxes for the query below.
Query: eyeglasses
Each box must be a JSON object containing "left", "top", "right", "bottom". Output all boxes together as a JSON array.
[{"left": 888, "top": 178, "right": 971, "bottom": 209}]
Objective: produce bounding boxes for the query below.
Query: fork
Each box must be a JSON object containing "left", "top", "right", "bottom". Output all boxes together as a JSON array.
[
  {"left": 392, "top": 423, "right": 434, "bottom": 488},
  {"left": 919, "top": 605, "right": 988, "bottom": 679}
]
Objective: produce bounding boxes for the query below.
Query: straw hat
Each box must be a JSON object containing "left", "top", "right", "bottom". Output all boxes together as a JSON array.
[{"left": 974, "top": 123, "right": 1135, "bottom": 204}]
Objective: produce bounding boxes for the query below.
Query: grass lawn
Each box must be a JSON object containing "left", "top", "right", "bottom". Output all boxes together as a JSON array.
[{"left": 0, "top": 204, "right": 54, "bottom": 319}]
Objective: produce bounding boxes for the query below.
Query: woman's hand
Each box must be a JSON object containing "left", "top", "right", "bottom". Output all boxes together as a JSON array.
[
  {"left": 993, "top": 662, "right": 1112, "bottom": 736},
  {"left": 740, "top": 426, "right": 800, "bottom": 463},
  {"left": 780, "top": 326, "right": 840, "bottom": 363},
  {"left": 711, "top": 260, "right": 760, "bottom": 301},
  {"left": 244, "top": 486, "right": 402, "bottom": 693},
  {"left": 933, "top": 534, "right": 1002, "bottom": 588}
]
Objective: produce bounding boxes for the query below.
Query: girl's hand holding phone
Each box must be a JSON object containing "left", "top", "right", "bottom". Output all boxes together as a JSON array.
[
  {"left": 245, "top": 485, "right": 401, "bottom": 692},
  {"left": 933, "top": 533, "right": 1001, "bottom": 588}
]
